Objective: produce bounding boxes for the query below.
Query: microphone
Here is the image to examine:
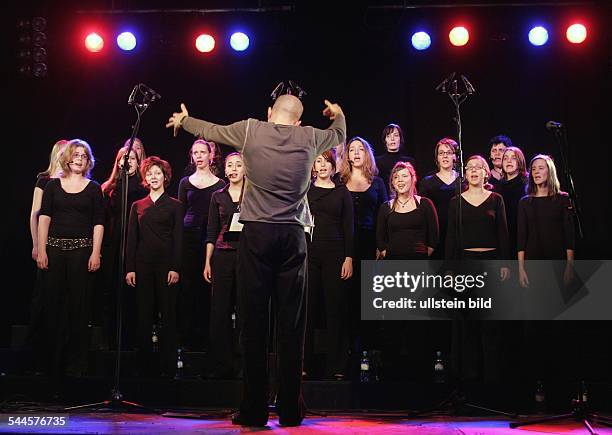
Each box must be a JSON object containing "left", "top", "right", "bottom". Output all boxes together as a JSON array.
[
  {"left": 435, "top": 72, "right": 456, "bottom": 93},
  {"left": 546, "top": 120, "right": 563, "bottom": 130},
  {"left": 139, "top": 83, "right": 161, "bottom": 102},
  {"left": 461, "top": 74, "right": 476, "bottom": 94}
]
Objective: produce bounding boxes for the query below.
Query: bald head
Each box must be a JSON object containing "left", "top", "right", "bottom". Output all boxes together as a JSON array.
[{"left": 269, "top": 94, "right": 303, "bottom": 125}]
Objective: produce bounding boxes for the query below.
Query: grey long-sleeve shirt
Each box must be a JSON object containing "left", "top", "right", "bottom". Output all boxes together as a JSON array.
[{"left": 182, "top": 115, "right": 346, "bottom": 225}]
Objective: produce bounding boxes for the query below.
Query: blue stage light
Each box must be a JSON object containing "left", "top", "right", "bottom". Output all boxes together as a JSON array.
[
  {"left": 528, "top": 26, "right": 549, "bottom": 46},
  {"left": 411, "top": 31, "right": 431, "bottom": 50},
  {"left": 117, "top": 31, "right": 137, "bottom": 51},
  {"left": 230, "top": 32, "right": 250, "bottom": 51}
]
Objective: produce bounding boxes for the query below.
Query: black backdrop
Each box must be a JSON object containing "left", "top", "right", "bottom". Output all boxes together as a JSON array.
[{"left": 4, "top": 1, "right": 612, "bottom": 374}]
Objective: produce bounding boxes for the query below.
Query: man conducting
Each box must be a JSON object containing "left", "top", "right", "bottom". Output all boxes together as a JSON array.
[{"left": 167, "top": 95, "right": 346, "bottom": 427}]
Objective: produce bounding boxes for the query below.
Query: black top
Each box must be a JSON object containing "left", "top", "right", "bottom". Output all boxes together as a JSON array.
[
  {"left": 376, "top": 196, "right": 439, "bottom": 258},
  {"left": 375, "top": 151, "right": 416, "bottom": 195},
  {"left": 489, "top": 173, "right": 503, "bottom": 188},
  {"left": 494, "top": 175, "right": 528, "bottom": 258},
  {"left": 178, "top": 177, "right": 225, "bottom": 230},
  {"left": 126, "top": 193, "right": 184, "bottom": 272},
  {"left": 206, "top": 185, "right": 240, "bottom": 251},
  {"left": 418, "top": 173, "right": 461, "bottom": 252},
  {"left": 517, "top": 193, "right": 575, "bottom": 260},
  {"left": 39, "top": 178, "right": 105, "bottom": 239},
  {"left": 349, "top": 176, "right": 388, "bottom": 231},
  {"left": 307, "top": 182, "right": 354, "bottom": 257},
  {"left": 445, "top": 192, "right": 510, "bottom": 260},
  {"left": 103, "top": 175, "right": 148, "bottom": 247},
  {"left": 35, "top": 175, "right": 51, "bottom": 190}
]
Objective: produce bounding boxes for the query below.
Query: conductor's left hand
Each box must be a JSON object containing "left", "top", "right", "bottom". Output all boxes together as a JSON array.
[{"left": 166, "top": 103, "right": 189, "bottom": 137}]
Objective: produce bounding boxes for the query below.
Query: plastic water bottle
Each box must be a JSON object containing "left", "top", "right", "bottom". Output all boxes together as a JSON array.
[
  {"left": 580, "top": 381, "right": 588, "bottom": 404},
  {"left": 360, "top": 351, "right": 370, "bottom": 383},
  {"left": 175, "top": 348, "right": 184, "bottom": 379},
  {"left": 151, "top": 324, "right": 159, "bottom": 353},
  {"left": 535, "top": 380, "right": 546, "bottom": 413},
  {"left": 434, "top": 350, "right": 446, "bottom": 384}
]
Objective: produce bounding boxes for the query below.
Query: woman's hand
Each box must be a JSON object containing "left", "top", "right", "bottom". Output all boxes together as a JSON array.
[
  {"left": 203, "top": 262, "right": 212, "bottom": 283},
  {"left": 37, "top": 250, "right": 48, "bottom": 270},
  {"left": 126, "top": 272, "right": 136, "bottom": 287},
  {"left": 519, "top": 267, "right": 529, "bottom": 288},
  {"left": 340, "top": 257, "right": 353, "bottom": 280},
  {"left": 500, "top": 267, "right": 510, "bottom": 282},
  {"left": 88, "top": 252, "right": 101, "bottom": 272},
  {"left": 168, "top": 271, "right": 180, "bottom": 285}
]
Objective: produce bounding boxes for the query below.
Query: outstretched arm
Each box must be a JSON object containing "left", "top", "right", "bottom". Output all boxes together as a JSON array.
[
  {"left": 166, "top": 103, "right": 248, "bottom": 150},
  {"left": 314, "top": 100, "right": 347, "bottom": 155}
]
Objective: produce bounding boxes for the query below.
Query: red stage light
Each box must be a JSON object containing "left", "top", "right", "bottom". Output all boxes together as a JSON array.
[
  {"left": 566, "top": 23, "right": 587, "bottom": 44},
  {"left": 195, "top": 34, "right": 215, "bottom": 53},
  {"left": 85, "top": 32, "right": 104, "bottom": 52},
  {"left": 449, "top": 26, "right": 469, "bottom": 47}
]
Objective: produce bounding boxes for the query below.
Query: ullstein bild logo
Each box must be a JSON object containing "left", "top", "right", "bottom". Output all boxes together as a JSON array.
[{"left": 371, "top": 271, "right": 488, "bottom": 293}]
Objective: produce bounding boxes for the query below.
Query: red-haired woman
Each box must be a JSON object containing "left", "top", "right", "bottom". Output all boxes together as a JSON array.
[
  {"left": 305, "top": 149, "right": 354, "bottom": 379},
  {"left": 126, "top": 156, "right": 183, "bottom": 376}
]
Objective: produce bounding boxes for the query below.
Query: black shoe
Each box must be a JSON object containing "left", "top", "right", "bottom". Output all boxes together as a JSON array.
[
  {"left": 231, "top": 413, "right": 267, "bottom": 427},
  {"left": 278, "top": 418, "right": 302, "bottom": 427}
]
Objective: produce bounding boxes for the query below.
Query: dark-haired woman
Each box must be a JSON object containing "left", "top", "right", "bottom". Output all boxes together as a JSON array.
[
  {"left": 374, "top": 123, "right": 415, "bottom": 196},
  {"left": 417, "top": 138, "right": 460, "bottom": 259},
  {"left": 203, "top": 152, "right": 245, "bottom": 378},
  {"left": 99, "top": 145, "right": 147, "bottom": 349},
  {"left": 494, "top": 146, "right": 528, "bottom": 260},
  {"left": 305, "top": 149, "right": 354, "bottom": 380}
]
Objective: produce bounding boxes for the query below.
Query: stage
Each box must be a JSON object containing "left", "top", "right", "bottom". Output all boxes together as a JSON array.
[{"left": 2, "top": 411, "right": 612, "bottom": 434}]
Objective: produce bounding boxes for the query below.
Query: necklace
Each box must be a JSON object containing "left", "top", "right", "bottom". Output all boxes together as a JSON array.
[{"left": 397, "top": 197, "right": 411, "bottom": 207}]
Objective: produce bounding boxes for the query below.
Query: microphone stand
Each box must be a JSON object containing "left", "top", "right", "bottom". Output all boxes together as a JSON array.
[
  {"left": 65, "top": 85, "right": 159, "bottom": 414},
  {"left": 549, "top": 124, "right": 583, "bottom": 240},
  {"left": 408, "top": 74, "right": 517, "bottom": 419}
]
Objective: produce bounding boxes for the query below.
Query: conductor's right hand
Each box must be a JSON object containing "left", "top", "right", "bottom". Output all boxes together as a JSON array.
[
  {"left": 166, "top": 103, "right": 189, "bottom": 137},
  {"left": 322, "top": 100, "right": 343, "bottom": 120}
]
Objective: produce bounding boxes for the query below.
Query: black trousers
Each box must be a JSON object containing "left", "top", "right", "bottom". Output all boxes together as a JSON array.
[
  {"left": 27, "top": 268, "right": 47, "bottom": 372},
  {"left": 450, "top": 250, "right": 504, "bottom": 383},
  {"left": 98, "top": 238, "right": 138, "bottom": 350},
  {"left": 178, "top": 228, "right": 210, "bottom": 349},
  {"left": 43, "top": 246, "right": 94, "bottom": 378},
  {"left": 135, "top": 261, "right": 178, "bottom": 373},
  {"left": 305, "top": 240, "right": 349, "bottom": 377},
  {"left": 209, "top": 249, "right": 238, "bottom": 373},
  {"left": 351, "top": 228, "right": 377, "bottom": 351},
  {"left": 237, "top": 222, "right": 307, "bottom": 424}
]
